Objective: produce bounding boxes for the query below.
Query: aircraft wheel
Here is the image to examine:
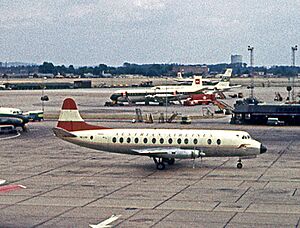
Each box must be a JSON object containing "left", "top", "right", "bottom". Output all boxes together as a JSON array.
[
  {"left": 237, "top": 162, "right": 243, "bottom": 169},
  {"left": 156, "top": 162, "right": 165, "bottom": 170},
  {"left": 167, "top": 158, "right": 175, "bottom": 165}
]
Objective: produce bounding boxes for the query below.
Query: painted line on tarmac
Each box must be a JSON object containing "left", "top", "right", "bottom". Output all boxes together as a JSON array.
[{"left": 0, "top": 132, "right": 21, "bottom": 141}]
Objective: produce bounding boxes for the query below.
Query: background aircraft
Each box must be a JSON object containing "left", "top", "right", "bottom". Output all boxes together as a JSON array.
[
  {"left": 0, "top": 107, "right": 29, "bottom": 131},
  {"left": 53, "top": 98, "right": 267, "bottom": 170},
  {"left": 175, "top": 68, "right": 233, "bottom": 84},
  {"left": 174, "top": 68, "right": 240, "bottom": 93},
  {"left": 110, "top": 76, "right": 204, "bottom": 105}
]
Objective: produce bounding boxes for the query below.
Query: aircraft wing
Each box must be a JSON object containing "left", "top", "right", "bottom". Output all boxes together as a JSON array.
[
  {"left": 132, "top": 148, "right": 169, "bottom": 155},
  {"left": 153, "top": 94, "right": 187, "bottom": 103},
  {"left": 132, "top": 147, "right": 203, "bottom": 156},
  {"left": 89, "top": 215, "right": 121, "bottom": 228},
  {"left": 230, "top": 85, "right": 242, "bottom": 89}
]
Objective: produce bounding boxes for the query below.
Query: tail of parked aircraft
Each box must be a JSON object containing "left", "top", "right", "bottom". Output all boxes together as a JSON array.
[
  {"left": 56, "top": 98, "right": 110, "bottom": 132},
  {"left": 191, "top": 76, "right": 202, "bottom": 87},
  {"left": 223, "top": 69, "right": 232, "bottom": 77}
]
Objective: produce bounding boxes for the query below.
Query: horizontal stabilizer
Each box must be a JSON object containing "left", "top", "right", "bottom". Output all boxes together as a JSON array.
[{"left": 53, "top": 127, "right": 77, "bottom": 138}]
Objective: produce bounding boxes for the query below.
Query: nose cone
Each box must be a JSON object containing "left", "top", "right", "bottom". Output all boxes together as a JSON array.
[{"left": 260, "top": 144, "right": 267, "bottom": 154}]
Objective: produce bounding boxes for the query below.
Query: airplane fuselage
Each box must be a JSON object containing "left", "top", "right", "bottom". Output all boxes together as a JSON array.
[
  {"left": 60, "top": 128, "right": 265, "bottom": 159},
  {"left": 0, "top": 113, "right": 29, "bottom": 128},
  {"left": 111, "top": 85, "right": 203, "bottom": 103}
]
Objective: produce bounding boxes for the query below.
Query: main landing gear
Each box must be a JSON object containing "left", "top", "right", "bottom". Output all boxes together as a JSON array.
[
  {"left": 153, "top": 158, "right": 175, "bottom": 170},
  {"left": 237, "top": 158, "right": 243, "bottom": 169}
]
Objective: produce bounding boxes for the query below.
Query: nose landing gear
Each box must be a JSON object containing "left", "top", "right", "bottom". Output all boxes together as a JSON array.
[{"left": 237, "top": 158, "right": 243, "bottom": 169}]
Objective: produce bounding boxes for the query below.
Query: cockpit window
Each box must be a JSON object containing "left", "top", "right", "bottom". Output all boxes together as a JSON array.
[{"left": 242, "top": 135, "right": 251, "bottom": 139}]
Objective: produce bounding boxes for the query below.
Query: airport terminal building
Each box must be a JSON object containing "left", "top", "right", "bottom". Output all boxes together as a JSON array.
[{"left": 231, "top": 98, "right": 300, "bottom": 125}]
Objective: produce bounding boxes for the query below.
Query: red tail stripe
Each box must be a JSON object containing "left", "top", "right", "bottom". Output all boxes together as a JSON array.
[
  {"left": 62, "top": 98, "right": 78, "bottom": 110},
  {"left": 57, "top": 121, "right": 110, "bottom": 132}
]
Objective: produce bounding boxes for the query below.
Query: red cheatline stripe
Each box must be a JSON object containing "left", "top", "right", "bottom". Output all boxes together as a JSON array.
[
  {"left": 62, "top": 98, "right": 78, "bottom": 110},
  {"left": 0, "top": 185, "right": 26, "bottom": 193},
  {"left": 57, "top": 121, "right": 111, "bottom": 131}
]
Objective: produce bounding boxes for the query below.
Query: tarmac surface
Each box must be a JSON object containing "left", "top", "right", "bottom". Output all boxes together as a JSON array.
[{"left": 0, "top": 87, "right": 300, "bottom": 227}]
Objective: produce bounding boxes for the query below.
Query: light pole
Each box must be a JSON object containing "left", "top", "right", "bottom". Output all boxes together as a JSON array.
[
  {"left": 165, "top": 77, "right": 168, "bottom": 122},
  {"left": 41, "top": 77, "right": 48, "bottom": 113},
  {"left": 291, "top": 45, "right": 298, "bottom": 102},
  {"left": 248, "top": 46, "right": 254, "bottom": 98}
]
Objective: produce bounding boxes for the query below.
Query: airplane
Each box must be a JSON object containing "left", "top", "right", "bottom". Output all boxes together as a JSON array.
[
  {"left": 174, "top": 69, "right": 240, "bottom": 92},
  {"left": 110, "top": 76, "right": 204, "bottom": 105},
  {"left": 175, "top": 68, "right": 233, "bottom": 84},
  {"left": 215, "top": 68, "right": 233, "bottom": 79},
  {"left": 53, "top": 98, "right": 267, "bottom": 170},
  {"left": 89, "top": 214, "right": 121, "bottom": 228},
  {"left": 0, "top": 179, "right": 26, "bottom": 193},
  {"left": 0, "top": 107, "right": 29, "bottom": 131}
]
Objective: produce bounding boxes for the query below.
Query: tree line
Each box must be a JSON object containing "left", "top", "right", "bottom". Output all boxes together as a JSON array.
[
  {"left": 1, "top": 61, "right": 300, "bottom": 77},
  {"left": 38, "top": 62, "right": 300, "bottom": 77}
]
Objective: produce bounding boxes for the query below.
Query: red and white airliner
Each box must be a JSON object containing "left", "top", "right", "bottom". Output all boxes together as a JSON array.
[{"left": 53, "top": 98, "right": 267, "bottom": 170}]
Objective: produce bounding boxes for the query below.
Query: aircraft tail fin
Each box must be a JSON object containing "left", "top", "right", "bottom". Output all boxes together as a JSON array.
[
  {"left": 191, "top": 76, "right": 202, "bottom": 87},
  {"left": 223, "top": 69, "right": 232, "bottom": 77},
  {"left": 57, "top": 98, "right": 110, "bottom": 132}
]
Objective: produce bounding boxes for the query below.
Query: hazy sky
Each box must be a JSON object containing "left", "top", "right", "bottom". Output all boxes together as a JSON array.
[{"left": 0, "top": 0, "right": 299, "bottom": 66}]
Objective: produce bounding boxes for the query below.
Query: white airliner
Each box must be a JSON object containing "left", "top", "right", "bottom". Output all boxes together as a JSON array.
[
  {"left": 53, "top": 98, "right": 267, "bottom": 170},
  {"left": 174, "top": 69, "right": 240, "bottom": 92},
  {"left": 110, "top": 76, "right": 204, "bottom": 105},
  {"left": 175, "top": 69, "right": 233, "bottom": 84},
  {"left": 89, "top": 214, "right": 121, "bottom": 228}
]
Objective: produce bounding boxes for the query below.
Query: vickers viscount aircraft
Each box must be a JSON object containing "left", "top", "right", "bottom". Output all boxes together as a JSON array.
[
  {"left": 110, "top": 76, "right": 204, "bottom": 105},
  {"left": 53, "top": 98, "right": 267, "bottom": 170}
]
